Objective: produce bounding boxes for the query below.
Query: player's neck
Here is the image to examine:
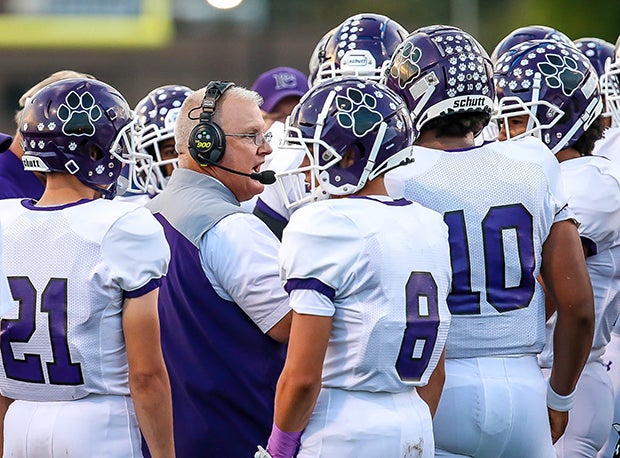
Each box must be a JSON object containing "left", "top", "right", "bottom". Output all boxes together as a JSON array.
[
  {"left": 36, "top": 173, "right": 101, "bottom": 206},
  {"left": 353, "top": 176, "right": 387, "bottom": 197},
  {"left": 415, "top": 130, "right": 476, "bottom": 150},
  {"left": 555, "top": 147, "right": 585, "bottom": 163}
]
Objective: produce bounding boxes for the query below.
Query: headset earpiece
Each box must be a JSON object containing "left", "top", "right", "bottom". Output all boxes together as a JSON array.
[
  {"left": 188, "top": 81, "right": 235, "bottom": 165},
  {"left": 189, "top": 121, "right": 226, "bottom": 164}
]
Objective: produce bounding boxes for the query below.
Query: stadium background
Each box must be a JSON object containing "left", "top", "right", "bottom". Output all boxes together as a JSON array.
[{"left": 0, "top": 0, "right": 617, "bottom": 134}]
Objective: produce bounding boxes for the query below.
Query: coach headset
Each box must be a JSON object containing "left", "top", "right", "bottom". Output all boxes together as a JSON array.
[{"left": 187, "top": 81, "right": 275, "bottom": 184}]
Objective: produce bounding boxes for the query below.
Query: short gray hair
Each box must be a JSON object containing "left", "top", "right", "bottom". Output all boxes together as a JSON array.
[{"left": 174, "top": 84, "right": 262, "bottom": 162}]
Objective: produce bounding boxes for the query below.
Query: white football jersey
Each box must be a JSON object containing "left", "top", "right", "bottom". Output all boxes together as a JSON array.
[
  {"left": 0, "top": 198, "right": 169, "bottom": 401},
  {"left": 252, "top": 120, "right": 306, "bottom": 220},
  {"left": 539, "top": 156, "right": 620, "bottom": 367},
  {"left": 280, "top": 196, "right": 452, "bottom": 391},
  {"left": 593, "top": 126, "right": 620, "bottom": 163},
  {"left": 385, "top": 137, "right": 571, "bottom": 359},
  {"left": 241, "top": 120, "right": 304, "bottom": 214}
]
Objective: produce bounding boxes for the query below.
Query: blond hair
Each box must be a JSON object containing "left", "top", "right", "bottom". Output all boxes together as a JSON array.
[{"left": 14, "top": 70, "right": 96, "bottom": 125}]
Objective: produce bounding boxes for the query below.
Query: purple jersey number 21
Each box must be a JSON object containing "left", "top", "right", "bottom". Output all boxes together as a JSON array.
[{"left": 1, "top": 276, "right": 83, "bottom": 385}]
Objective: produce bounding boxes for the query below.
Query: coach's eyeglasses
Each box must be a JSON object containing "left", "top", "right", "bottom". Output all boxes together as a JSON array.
[{"left": 224, "top": 132, "right": 273, "bottom": 147}]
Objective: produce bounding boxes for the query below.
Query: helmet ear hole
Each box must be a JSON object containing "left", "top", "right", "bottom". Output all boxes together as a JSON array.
[{"left": 89, "top": 144, "right": 104, "bottom": 161}]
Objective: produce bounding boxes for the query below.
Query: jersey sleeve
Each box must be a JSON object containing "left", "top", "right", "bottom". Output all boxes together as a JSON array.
[
  {"left": 102, "top": 206, "right": 170, "bottom": 294},
  {"left": 288, "top": 288, "right": 336, "bottom": 316},
  {"left": 200, "top": 212, "right": 290, "bottom": 333},
  {"left": 280, "top": 203, "right": 363, "bottom": 301},
  {"left": 563, "top": 159, "right": 620, "bottom": 254},
  {"left": 515, "top": 137, "right": 572, "bottom": 222}
]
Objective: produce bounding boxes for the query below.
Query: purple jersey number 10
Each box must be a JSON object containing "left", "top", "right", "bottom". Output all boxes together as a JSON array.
[
  {"left": 444, "top": 204, "right": 535, "bottom": 315},
  {"left": 1, "top": 277, "right": 84, "bottom": 385}
]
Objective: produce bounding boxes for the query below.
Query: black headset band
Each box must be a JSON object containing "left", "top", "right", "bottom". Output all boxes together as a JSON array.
[{"left": 200, "top": 81, "right": 235, "bottom": 121}]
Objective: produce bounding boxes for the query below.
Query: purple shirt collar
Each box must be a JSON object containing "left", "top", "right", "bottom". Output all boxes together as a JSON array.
[
  {"left": 22, "top": 198, "right": 94, "bottom": 211},
  {"left": 348, "top": 195, "right": 411, "bottom": 206}
]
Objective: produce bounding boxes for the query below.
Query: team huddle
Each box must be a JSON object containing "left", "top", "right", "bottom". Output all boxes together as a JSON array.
[{"left": 0, "top": 11, "right": 618, "bottom": 458}]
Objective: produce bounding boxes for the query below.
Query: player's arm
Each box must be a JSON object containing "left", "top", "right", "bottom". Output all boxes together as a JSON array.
[
  {"left": 267, "top": 311, "right": 332, "bottom": 456},
  {"left": 539, "top": 228, "right": 591, "bottom": 321},
  {"left": 266, "top": 311, "right": 293, "bottom": 343},
  {"left": 417, "top": 349, "right": 446, "bottom": 418},
  {"left": 540, "top": 219, "right": 594, "bottom": 443},
  {"left": 0, "top": 394, "right": 13, "bottom": 451},
  {"left": 123, "top": 288, "right": 175, "bottom": 458}
]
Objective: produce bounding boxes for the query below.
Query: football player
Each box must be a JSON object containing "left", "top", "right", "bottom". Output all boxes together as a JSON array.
[
  {"left": 495, "top": 38, "right": 617, "bottom": 457},
  {"left": 0, "top": 78, "right": 173, "bottom": 456},
  {"left": 257, "top": 76, "right": 451, "bottom": 458},
  {"left": 382, "top": 25, "right": 594, "bottom": 457},
  {"left": 120, "top": 84, "right": 193, "bottom": 202},
  {"left": 594, "top": 33, "right": 620, "bottom": 458}
]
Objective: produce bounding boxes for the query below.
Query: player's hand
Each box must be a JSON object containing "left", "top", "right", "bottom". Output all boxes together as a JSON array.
[
  {"left": 254, "top": 445, "right": 273, "bottom": 458},
  {"left": 547, "top": 407, "right": 568, "bottom": 443}
]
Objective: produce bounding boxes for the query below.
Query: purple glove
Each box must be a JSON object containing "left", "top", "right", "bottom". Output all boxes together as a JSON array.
[{"left": 266, "top": 422, "right": 302, "bottom": 458}]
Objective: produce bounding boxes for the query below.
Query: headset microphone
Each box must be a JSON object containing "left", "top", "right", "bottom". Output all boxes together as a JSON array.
[
  {"left": 252, "top": 169, "right": 276, "bottom": 185},
  {"left": 202, "top": 158, "right": 276, "bottom": 185}
]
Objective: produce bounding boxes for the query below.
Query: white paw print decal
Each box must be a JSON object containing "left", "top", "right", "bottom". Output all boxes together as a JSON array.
[
  {"left": 335, "top": 87, "right": 382, "bottom": 137},
  {"left": 57, "top": 90, "right": 102, "bottom": 137},
  {"left": 537, "top": 54, "right": 585, "bottom": 97}
]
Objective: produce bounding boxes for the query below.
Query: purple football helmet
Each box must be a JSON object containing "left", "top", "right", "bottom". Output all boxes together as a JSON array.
[
  {"left": 494, "top": 39, "right": 603, "bottom": 153},
  {"left": 574, "top": 38, "right": 615, "bottom": 120},
  {"left": 604, "top": 34, "right": 620, "bottom": 127},
  {"left": 276, "top": 76, "right": 414, "bottom": 208},
  {"left": 133, "top": 84, "right": 193, "bottom": 194},
  {"left": 20, "top": 78, "right": 145, "bottom": 199},
  {"left": 491, "top": 25, "right": 574, "bottom": 64},
  {"left": 308, "top": 13, "right": 408, "bottom": 87},
  {"left": 574, "top": 37, "right": 614, "bottom": 77},
  {"left": 381, "top": 25, "right": 495, "bottom": 137}
]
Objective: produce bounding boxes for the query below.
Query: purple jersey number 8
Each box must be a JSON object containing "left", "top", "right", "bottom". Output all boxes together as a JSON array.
[{"left": 396, "top": 271, "right": 442, "bottom": 383}]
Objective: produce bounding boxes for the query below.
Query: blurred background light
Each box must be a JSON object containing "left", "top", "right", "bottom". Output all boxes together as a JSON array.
[{"left": 207, "top": 0, "right": 243, "bottom": 9}]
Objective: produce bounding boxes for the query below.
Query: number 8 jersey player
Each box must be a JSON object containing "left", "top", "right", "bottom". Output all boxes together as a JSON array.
[
  {"left": 0, "top": 78, "right": 174, "bottom": 457},
  {"left": 382, "top": 25, "right": 594, "bottom": 456},
  {"left": 257, "top": 76, "right": 452, "bottom": 458}
]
